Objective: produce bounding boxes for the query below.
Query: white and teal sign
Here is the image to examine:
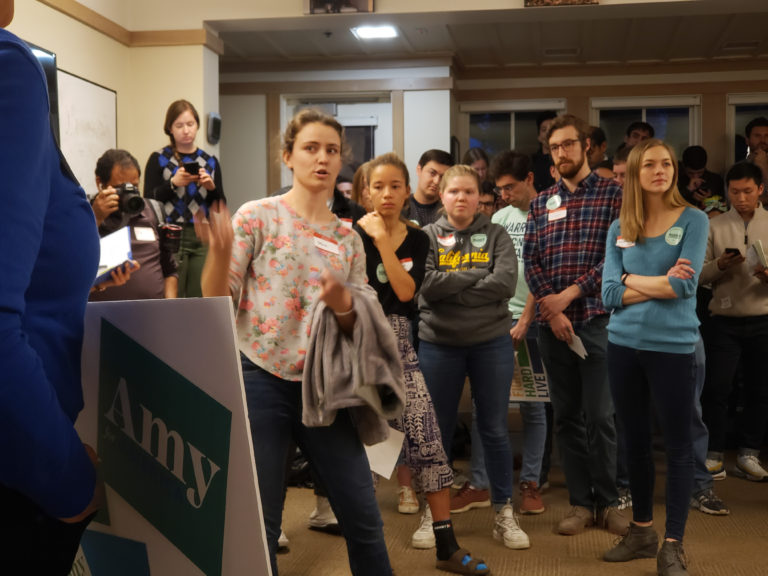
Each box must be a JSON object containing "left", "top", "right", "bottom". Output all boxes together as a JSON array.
[
  {"left": 98, "top": 319, "right": 231, "bottom": 576},
  {"left": 78, "top": 298, "right": 270, "bottom": 576}
]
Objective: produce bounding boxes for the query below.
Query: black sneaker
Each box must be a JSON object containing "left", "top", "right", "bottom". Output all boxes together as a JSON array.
[{"left": 690, "top": 488, "right": 730, "bottom": 515}]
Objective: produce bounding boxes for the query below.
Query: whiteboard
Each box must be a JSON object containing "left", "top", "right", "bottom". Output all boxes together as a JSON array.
[{"left": 57, "top": 70, "right": 117, "bottom": 200}]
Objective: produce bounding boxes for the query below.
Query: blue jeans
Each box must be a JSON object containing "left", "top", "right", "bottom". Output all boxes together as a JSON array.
[
  {"left": 538, "top": 315, "right": 618, "bottom": 508},
  {"left": 607, "top": 343, "right": 696, "bottom": 541},
  {"left": 419, "top": 334, "right": 515, "bottom": 504},
  {"left": 470, "top": 323, "right": 547, "bottom": 488},
  {"left": 241, "top": 356, "right": 391, "bottom": 576},
  {"left": 692, "top": 336, "right": 712, "bottom": 493}
]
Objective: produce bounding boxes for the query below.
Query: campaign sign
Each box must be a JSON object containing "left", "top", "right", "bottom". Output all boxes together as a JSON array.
[
  {"left": 78, "top": 298, "right": 270, "bottom": 576},
  {"left": 510, "top": 337, "right": 550, "bottom": 402},
  {"left": 98, "top": 319, "right": 230, "bottom": 575}
]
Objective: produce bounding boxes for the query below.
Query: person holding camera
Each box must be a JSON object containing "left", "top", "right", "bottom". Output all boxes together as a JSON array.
[
  {"left": 143, "top": 99, "right": 224, "bottom": 298},
  {"left": 90, "top": 149, "right": 178, "bottom": 301}
]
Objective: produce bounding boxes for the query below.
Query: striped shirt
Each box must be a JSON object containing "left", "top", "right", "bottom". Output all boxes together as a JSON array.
[{"left": 523, "top": 171, "right": 622, "bottom": 328}]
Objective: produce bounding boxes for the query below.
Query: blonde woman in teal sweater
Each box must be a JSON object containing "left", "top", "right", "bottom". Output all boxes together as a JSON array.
[{"left": 601, "top": 139, "right": 708, "bottom": 576}]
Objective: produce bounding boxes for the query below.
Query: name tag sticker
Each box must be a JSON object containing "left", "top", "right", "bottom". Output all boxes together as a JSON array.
[
  {"left": 134, "top": 227, "right": 156, "bottom": 242},
  {"left": 548, "top": 207, "right": 567, "bottom": 222},
  {"left": 339, "top": 218, "right": 353, "bottom": 229},
  {"left": 400, "top": 258, "right": 414, "bottom": 272},
  {"left": 313, "top": 233, "right": 340, "bottom": 255},
  {"left": 437, "top": 233, "right": 456, "bottom": 247},
  {"left": 616, "top": 236, "right": 635, "bottom": 248}
]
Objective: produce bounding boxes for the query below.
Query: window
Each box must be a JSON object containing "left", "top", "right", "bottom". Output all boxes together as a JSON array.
[
  {"left": 590, "top": 96, "right": 701, "bottom": 160},
  {"left": 728, "top": 95, "right": 768, "bottom": 164},
  {"left": 461, "top": 99, "right": 567, "bottom": 160}
]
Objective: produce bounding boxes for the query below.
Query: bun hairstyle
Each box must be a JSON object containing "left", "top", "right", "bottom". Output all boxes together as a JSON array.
[{"left": 282, "top": 108, "right": 347, "bottom": 161}]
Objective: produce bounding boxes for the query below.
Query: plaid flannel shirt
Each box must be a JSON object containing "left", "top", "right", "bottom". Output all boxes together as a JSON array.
[{"left": 523, "top": 171, "right": 622, "bottom": 329}]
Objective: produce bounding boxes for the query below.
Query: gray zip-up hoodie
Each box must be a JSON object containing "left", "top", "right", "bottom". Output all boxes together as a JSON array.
[{"left": 418, "top": 213, "right": 517, "bottom": 346}]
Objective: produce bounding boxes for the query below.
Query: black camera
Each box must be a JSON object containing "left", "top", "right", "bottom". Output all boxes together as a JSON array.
[{"left": 115, "top": 183, "right": 145, "bottom": 216}]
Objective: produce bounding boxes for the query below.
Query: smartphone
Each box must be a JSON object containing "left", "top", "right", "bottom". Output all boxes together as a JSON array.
[
  {"left": 725, "top": 248, "right": 741, "bottom": 255},
  {"left": 183, "top": 162, "right": 200, "bottom": 177}
]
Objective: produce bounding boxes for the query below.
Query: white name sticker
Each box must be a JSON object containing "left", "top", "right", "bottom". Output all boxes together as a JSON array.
[
  {"left": 134, "top": 227, "right": 156, "bottom": 242},
  {"left": 339, "top": 218, "right": 353, "bottom": 229},
  {"left": 548, "top": 207, "right": 567, "bottom": 222},
  {"left": 616, "top": 236, "right": 635, "bottom": 248},
  {"left": 400, "top": 257, "right": 414, "bottom": 272},
  {"left": 313, "top": 233, "right": 340, "bottom": 255},
  {"left": 437, "top": 233, "right": 456, "bottom": 247}
]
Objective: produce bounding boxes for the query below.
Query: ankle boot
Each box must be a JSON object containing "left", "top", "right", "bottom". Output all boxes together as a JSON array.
[
  {"left": 604, "top": 522, "right": 659, "bottom": 562},
  {"left": 657, "top": 540, "right": 688, "bottom": 576}
]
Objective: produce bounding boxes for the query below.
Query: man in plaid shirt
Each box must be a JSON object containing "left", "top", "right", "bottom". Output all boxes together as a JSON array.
[{"left": 523, "top": 114, "right": 627, "bottom": 538}]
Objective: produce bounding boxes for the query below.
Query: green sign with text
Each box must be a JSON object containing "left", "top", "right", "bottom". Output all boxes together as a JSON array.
[{"left": 98, "top": 319, "right": 231, "bottom": 576}]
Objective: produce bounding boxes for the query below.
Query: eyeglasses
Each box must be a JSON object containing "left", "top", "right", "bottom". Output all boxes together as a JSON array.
[
  {"left": 478, "top": 201, "right": 495, "bottom": 208},
  {"left": 493, "top": 184, "right": 517, "bottom": 195},
  {"left": 549, "top": 139, "right": 580, "bottom": 155}
]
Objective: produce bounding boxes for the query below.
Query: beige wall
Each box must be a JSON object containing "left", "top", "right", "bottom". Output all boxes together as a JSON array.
[{"left": 9, "top": 2, "right": 219, "bottom": 187}]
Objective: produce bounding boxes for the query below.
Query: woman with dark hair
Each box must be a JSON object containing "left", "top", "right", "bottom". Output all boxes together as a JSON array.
[
  {"left": 144, "top": 99, "right": 225, "bottom": 297},
  {"left": 197, "top": 109, "right": 391, "bottom": 576},
  {"left": 1, "top": 1, "right": 106, "bottom": 571},
  {"left": 462, "top": 147, "right": 490, "bottom": 183},
  {"left": 356, "top": 153, "right": 490, "bottom": 575},
  {"left": 602, "top": 139, "right": 708, "bottom": 576}
]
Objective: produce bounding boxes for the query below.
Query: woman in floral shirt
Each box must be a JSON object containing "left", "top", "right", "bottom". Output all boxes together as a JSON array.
[{"left": 198, "top": 109, "right": 390, "bottom": 576}]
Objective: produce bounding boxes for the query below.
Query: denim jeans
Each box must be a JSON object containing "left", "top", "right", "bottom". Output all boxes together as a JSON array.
[
  {"left": 419, "top": 334, "right": 515, "bottom": 504},
  {"left": 607, "top": 342, "right": 696, "bottom": 542},
  {"left": 538, "top": 315, "right": 618, "bottom": 508},
  {"left": 469, "top": 323, "right": 547, "bottom": 488},
  {"left": 703, "top": 314, "right": 768, "bottom": 452},
  {"left": 692, "top": 335, "right": 713, "bottom": 493},
  {"left": 241, "top": 355, "right": 391, "bottom": 576}
]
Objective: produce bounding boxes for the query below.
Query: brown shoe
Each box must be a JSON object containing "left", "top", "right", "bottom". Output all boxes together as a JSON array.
[
  {"left": 557, "top": 505, "right": 594, "bottom": 535},
  {"left": 519, "top": 481, "right": 545, "bottom": 514},
  {"left": 599, "top": 506, "right": 630, "bottom": 536},
  {"left": 450, "top": 482, "right": 491, "bottom": 513}
]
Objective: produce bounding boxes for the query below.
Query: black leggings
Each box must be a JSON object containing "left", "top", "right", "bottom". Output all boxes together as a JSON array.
[{"left": 607, "top": 342, "right": 696, "bottom": 541}]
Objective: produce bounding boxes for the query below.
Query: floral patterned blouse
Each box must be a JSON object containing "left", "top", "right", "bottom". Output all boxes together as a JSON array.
[{"left": 230, "top": 196, "right": 366, "bottom": 381}]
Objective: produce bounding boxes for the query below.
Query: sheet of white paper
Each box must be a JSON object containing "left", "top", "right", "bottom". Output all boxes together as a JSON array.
[
  {"left": 364, "top": 427, "right": 405, "bottom": 479},
  {"left": 95, "top": 226, "right": 132, "bottom": 284},
  {"left": 568, "top": 334, "right": 588, "bottom": 359}
]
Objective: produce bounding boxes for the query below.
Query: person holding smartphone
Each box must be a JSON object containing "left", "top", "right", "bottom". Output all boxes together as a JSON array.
[
  {"left": 699, "top": 161, "right": 768, "bottom": 483},
  {"left": 144, "top": 99, "right": 224, "bottom": 297}
]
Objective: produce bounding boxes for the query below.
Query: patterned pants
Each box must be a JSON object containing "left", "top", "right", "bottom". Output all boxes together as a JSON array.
[{"left": 388, "top": 314, "right": 454, "bottom": 494}]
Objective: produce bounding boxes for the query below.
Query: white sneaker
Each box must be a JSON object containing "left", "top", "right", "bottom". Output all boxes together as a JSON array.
[
  {"left": 493, "top": 500, "right": 530, "bottom": 550},
  {"left": 411, "top": 504, "right": 435, "bottom": 549},
  {"left": 278, "top": 530, "right": 290, "bottom": 550},
  {"left": 705, "top": 457, "right": 726, "bottom": 480},
  {"left": 308, "top": 496, "right": 340, "bottom": 533},
  {"left": 735, "top": 453, "right": 768, "bottom": 482},
  {"left": 398, "top": 485, "right": 420, "bottom": 514}
]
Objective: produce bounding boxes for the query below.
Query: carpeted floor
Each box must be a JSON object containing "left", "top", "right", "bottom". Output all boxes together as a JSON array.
[{"left": 277, "top": 453, "right": 768, "bottom": 576}]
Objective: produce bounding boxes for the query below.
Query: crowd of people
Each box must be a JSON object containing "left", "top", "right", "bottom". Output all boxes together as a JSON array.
[{"left": 5, "top": 0, "right": 767, "bottom": 569}]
